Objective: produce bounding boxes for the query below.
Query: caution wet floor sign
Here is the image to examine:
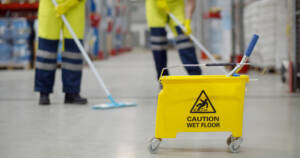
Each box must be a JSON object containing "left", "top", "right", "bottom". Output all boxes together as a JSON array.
[
  {"left": 154, "top": 75, "right": 249, "bottom": 138},
  {"left": 187, "top": 90, "right": 220, "bottom": 128},
  {"left": 190, "top": 90, "right": 216, "bottom": 113}
]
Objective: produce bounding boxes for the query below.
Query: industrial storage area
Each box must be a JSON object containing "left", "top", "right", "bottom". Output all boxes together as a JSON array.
[{"left": 0, "top": 0, "right": 299, "bottom": 157}]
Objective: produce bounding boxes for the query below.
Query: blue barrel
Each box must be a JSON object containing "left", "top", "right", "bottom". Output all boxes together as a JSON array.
[
  {"left": 0, "top": 41, "right": 12, "bottom": 61},
  {"left": 0, "top": 19, "right": 11, "bottom": 40},
  {"left": 11, "top": 18, "right": 31, "bottom": 42},
  {"left": 12, "top": 43, "right": 30, "bottom": 62}
]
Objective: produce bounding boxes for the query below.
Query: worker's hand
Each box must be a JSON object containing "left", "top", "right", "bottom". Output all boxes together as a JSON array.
[
  {"left": 184, "top": 19, "right": 192, "bottom": 35},
  {"left": 55, "top": 0, "right": 80, "bottom": 17},
  {"left": 157, "top": 0, "right": 170, "bottom": 13}
]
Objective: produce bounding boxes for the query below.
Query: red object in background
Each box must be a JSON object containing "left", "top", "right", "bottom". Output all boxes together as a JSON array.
[
  {"left": 117, "top": 48, "right": 131, "bottom": 54},
  {"left": 203, "top": 10, "right": 221, "bottom": 19},
  {"left": 98, "top": 51, "right": 104, "bottom": 60},
  {"left": 289, "top": 61, "right": 294, "bottom": 93},
  {"left": 236, "top": 55, "right": 248, "bottom": 73},
  {"left": 200, "top": 51, "right": 208, "bottom": 60},
  {"left": 107, "top": 20, "right": 113, "bottom": 33},
  {"left": 110, "top": 49, "right": 117, "bottom": 56},
  {"left": 0, "top": 2, "right": 38, "bottom": 20},
  {"left": 0, "top": 2, "right": 38, "bottom": 11},
  {"left": 90, "top": 13, "right": 101, "bottom": 27}
]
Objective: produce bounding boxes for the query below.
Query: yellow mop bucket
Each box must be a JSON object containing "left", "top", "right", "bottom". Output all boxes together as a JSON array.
[
  {"left": 156, "top": 75, "right": 248, "bottom": 138},
  {"left": 148, "top": 35, "right": 259, "bottom": 154}
]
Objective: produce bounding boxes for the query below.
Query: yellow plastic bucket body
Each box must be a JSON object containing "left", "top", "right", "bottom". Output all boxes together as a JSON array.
[{"left": 155, "top": 75, "right": 249, "bottom": 138}]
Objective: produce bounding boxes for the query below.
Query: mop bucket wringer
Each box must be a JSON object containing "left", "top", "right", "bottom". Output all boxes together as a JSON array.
[{"left": 148, "top": 35, "right": 259, "bottom": 154}]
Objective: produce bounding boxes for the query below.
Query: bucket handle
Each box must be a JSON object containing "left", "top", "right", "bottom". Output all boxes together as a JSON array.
[{"left": 159, "top": 63, "right": 250, "bottom": 79}]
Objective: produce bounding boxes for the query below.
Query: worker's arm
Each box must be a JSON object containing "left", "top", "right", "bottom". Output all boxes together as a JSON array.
[
  {"left": 184, "top": 0, "right": 196, "bottom": 35},
  {"left": 55, "top": 0, "right": 82, "bottom": 16},
  {"left": 185, "top": 0, "right": 196, "bottom": 20}
]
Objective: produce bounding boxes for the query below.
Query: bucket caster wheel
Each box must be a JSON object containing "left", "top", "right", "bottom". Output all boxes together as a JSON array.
[
  {"left": 227, "top": 135, "right": 243, "bottom": 153},
  {"left": 148, "top": 137, "right": 161, "bottom": 154}
]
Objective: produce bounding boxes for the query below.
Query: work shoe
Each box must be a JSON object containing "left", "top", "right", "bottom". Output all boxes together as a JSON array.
[
  {"left": 39, "top": 93, "right": 50, "bottom": 105},
  {"left": 64, "top": 93, "right": 88, "bottom": 105}
]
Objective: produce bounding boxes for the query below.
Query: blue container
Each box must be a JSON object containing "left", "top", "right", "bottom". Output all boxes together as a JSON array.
[
  {"left": 12, "top": 43, "right": 30, "bottom": 62},
  {"left": 11, "top": 18, "right": 31, "bottom": 42},
  {"left": 0, "top": 42, "right": 12, "bottom": 61},
  {"left": 0, "top": 19, "right": 11, "bottom": 40}
]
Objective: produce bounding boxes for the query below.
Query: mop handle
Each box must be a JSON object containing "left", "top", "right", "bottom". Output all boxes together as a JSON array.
[
  {"left": 245, "top": 34, "right": 259, "bottom": 57},
  {"left": 226, "top": 34, "right": 259, "bottom": 77},
  {"left": 168, "top": 13, "right": 228, "bottom": 74},
  {"left": 51, "top": 0, "right": 111, "bottom": 97}
]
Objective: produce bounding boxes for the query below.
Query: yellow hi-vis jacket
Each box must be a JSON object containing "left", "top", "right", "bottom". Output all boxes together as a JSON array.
[
  {"left": 146, "top": 0, "right": 185, "bottom": 36},
  {"left": 38, "top": 0, "right": 85, "bottom": 40}
]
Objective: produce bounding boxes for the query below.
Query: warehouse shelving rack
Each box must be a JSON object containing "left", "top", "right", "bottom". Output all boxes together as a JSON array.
[
  {"left": 0, "top": 2, "right": 38, "bottom": 12},
  {"left": 0, "top": 2, "right": 38, "bottom": 69},
  {"left": 292, "top": 0, "right": 300, "bottom": 91}
]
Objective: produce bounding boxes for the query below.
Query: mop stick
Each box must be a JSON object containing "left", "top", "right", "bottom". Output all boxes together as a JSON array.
[{"left": 227, "top": 34, "right": 259, "bottom": 77}]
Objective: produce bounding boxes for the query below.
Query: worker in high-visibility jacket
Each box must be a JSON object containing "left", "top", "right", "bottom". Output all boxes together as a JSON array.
[
  {"left": 34, "top": 0, "right": 87, "bottom": 105},
  {"left": 146, "top": 0, "right": 202, "bottom": 81}
]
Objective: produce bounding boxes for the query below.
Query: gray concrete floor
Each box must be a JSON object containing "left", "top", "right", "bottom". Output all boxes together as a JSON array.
[{"left": 0, "top": 48, "right": 299, "bottom": 158}]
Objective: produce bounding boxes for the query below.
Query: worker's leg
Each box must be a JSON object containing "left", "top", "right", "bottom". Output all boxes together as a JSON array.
[
  {"left": 146, "top": 0, "right": 169, "bottom": 80},
  {"left": 34, "top": 0, "right": 61, "bottom": 94},
  {"left": 175, "top": 27, "right": 202, "bottom": 75},
  {"left": 61, "top": 39, "right": 83, "bottom": 93},
  {"left": 62, "top": 1, "right": 85, "bottom": 94},
  {"left": 168, "top": 0, "right": 202, "bottom": 75},
  {"left": 34, "top": 38, "right": 59, "bottom": 93},
  {"left": 61, "top": 1, "right": 87, "bottom": 104},
  {"left": 150, "top": 27, "right": 169, "bottom": 79}
]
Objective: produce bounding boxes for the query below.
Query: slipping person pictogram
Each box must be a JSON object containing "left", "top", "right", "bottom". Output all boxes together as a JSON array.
[{"left": 190, "top": 90, "right": 216, "bottom": 113}]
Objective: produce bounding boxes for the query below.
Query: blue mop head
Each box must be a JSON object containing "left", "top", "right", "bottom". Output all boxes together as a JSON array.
[
  {"left": 91, "top": 95, "right": 137, "bottom": 110},
  {"left": 92, "top": 102, "right": 137, "bottom": 110}
]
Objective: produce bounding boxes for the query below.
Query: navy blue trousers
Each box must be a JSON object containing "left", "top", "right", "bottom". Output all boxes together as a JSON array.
[
  {"left": 150, "top": 27, "right": 202, "bottom": 79},
  {"left": 34, "top": 38, "right": 83, "bottom": 93}
]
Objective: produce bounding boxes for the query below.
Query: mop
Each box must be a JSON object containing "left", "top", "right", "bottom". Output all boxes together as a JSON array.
[
  {"left": 168, "top": 13, "right": 228, "bottom": 73},
  {"left": 226, "top": 34, "right": 259, "bottom": 76},
  {"left": 51, "top": 0, "right": 137, "bottom": 109}
]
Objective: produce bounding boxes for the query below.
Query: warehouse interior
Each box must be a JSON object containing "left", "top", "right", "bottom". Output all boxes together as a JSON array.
[{"left": 0, "top": 0, "right": 300, "bottom": 158}]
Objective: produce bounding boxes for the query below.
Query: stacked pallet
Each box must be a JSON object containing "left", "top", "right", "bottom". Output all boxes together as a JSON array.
[
  {"left": 0, "top": 18, "right": 31, "bottom": 69},
  {"left": 244, "top": 0, "right": 288, "bottom": 70}
]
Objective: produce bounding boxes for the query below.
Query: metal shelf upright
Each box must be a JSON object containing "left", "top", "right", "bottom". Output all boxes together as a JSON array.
[{"left": 293, "top": 0, "right": 300, "bottom": 91}]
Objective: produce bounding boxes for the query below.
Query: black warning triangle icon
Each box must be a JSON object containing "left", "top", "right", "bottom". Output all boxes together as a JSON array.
[{"left": 190, "top": 90, "right": 216, "bottom": 113}]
